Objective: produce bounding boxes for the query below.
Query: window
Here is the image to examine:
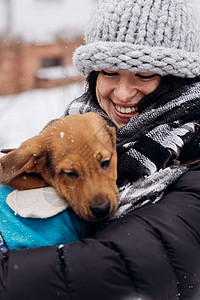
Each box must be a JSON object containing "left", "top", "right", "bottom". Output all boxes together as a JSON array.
[{"left": 41, "top": 56, "right": 64, "bottom": 68}]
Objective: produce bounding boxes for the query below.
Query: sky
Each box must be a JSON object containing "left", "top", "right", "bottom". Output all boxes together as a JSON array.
[{"left": 0, "top": 0, "right": 96, "bottom": 42}]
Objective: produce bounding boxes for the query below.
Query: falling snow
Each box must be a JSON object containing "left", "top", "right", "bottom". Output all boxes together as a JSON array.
[{"left": 60, "top": 132, "right": 65, "bottom": 139}]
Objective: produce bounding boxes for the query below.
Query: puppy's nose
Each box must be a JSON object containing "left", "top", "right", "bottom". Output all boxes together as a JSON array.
[{"left": 90, "top": 201, "right": 110, "bottom": 219}]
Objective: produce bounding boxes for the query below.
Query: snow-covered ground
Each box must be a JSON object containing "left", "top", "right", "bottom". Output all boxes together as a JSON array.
[{"left": 0, "top": 82, "right": 85, "bottom": 155}]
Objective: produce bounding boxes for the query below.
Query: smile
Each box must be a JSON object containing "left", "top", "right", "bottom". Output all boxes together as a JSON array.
[{"left": 115, "top": 105, "right": 137, "bottom": 114}]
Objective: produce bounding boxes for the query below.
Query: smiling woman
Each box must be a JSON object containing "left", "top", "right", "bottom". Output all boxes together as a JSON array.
[
  {"left": 86, "top": 70, "right": 189, "bottom": 116},
  {"left": 1, "top": 0, "right": 200, "bottom": 299}
]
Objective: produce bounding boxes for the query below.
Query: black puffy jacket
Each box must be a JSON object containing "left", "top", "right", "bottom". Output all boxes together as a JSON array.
[{"left": 1, "top": 164, "right": 200, "bottom": 300}]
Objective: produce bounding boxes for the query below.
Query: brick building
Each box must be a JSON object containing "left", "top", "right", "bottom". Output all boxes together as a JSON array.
[{"left": 0, "top": 37, "right": 84, "bottom": 95}]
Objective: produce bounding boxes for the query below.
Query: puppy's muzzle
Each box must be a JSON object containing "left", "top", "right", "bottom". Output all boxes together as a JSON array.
[{"left": 90, "top": 201, "right": 110, "bottom": 219}]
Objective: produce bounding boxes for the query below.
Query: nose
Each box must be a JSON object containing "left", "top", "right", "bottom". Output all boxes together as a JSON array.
[
  {"left": 114, "top": 79, "right": 138, "bottom": 103},
  {"left": 90, "top": 201, "right": 110, "bottom": 219}
]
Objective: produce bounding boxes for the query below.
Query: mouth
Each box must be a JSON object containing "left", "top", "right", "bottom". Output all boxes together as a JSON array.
[{"left": 114, "top": 104, "right": 139, "bottom": 119}]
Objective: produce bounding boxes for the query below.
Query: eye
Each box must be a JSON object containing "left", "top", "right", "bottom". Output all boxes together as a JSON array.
[
  {"left": 136, "top": 73, "right": 157, "bottom": 79},
  {"left": 101, "top": 70, "right": 119, "bottom": 77},
  {"left": 100, "top": 160, "right": 111, "bottom": 170},
  {"left": 63, "top": 170, "right": 79, "bottom": 179}
]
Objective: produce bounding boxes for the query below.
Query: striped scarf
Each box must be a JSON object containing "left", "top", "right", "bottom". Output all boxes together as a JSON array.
[{"left": 65, "top": 79, "right": 200, "bottom": 218}]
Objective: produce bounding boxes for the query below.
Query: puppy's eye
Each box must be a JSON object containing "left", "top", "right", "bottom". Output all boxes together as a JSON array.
[
  {"left": 100, "top": 160, "right": 110, "bottom": 170},
  {"left": 63, "top": 170, "right": 79, "bottom": 179}
]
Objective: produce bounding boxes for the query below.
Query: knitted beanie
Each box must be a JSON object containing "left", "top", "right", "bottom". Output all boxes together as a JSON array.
[{"left": 73, "top": 0, "right": 200, "bottom": 78}]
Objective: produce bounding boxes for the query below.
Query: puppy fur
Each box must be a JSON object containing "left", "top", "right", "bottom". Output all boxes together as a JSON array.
[{"left": 0, "top": 112, "right": 119, "bottom": 221}]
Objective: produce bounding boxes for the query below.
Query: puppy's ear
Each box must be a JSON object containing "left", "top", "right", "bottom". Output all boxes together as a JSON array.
[
  {"left": 105, "top": 124, "right": 116, "bottom": 149},
  {"left": 0, "top": 135, "right": 49, "bottom": 190}
]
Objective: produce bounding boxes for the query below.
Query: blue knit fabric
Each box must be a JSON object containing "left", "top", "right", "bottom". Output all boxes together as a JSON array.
[{"left": 0, "top": 185, "right": 90, "bottom": 250}]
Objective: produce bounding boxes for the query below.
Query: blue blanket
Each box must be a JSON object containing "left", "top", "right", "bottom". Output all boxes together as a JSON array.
[{"left": 0, "top": 185, "right": 90, "bottom": 249}]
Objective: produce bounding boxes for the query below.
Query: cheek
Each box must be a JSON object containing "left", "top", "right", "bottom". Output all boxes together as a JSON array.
[
  {"left": 144, "top": 77, "right": 161, "bottom": 95},
  {"left": 96, "top": 76, "right": 111, "bottom": 100},
  {"left": 140, "top": 80, "right": 160, "bottom": 96}
]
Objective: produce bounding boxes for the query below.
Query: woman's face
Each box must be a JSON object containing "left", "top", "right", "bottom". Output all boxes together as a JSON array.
[{"left": 96, "top": 69, "right": 161, "bottom": 128}]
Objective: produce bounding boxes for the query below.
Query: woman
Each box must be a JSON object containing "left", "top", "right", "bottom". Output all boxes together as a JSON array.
[{"left": 1, "top": 0, "right": 200, "bottom": 299}]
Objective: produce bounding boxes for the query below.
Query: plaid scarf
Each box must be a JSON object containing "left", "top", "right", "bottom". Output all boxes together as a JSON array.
[{"left": 65, "top": 79, "right": 200, "bottom": 218}]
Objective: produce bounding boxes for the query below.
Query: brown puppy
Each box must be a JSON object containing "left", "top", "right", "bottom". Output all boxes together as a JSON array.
[{"left": 0, "top": 112, "right": 119, "bottom": 221}]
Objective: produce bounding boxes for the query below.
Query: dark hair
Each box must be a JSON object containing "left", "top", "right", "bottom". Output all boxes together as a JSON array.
[
  {"left": 86, "top": 71, "right": 99, "bottom": 102},
  {"left": 86, "top": 71, "right": 198, "bottom": 113}
]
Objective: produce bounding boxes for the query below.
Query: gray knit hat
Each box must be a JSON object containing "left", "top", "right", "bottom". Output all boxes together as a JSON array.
[{"left": 73, "top": 0, "right": 200, "bottom": 78}]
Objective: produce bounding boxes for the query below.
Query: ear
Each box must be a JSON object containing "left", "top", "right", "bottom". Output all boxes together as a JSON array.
[
  {"left": 0, "top": 135, "right": 49, "bottom": 190},
  {"left": 105, "top": 124, "right": 117, "bottom": 150}
]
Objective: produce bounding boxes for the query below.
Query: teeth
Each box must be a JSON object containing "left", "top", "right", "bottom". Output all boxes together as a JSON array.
[{"left": 116, "top": 105, "right": 136, "bottom": 114}]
